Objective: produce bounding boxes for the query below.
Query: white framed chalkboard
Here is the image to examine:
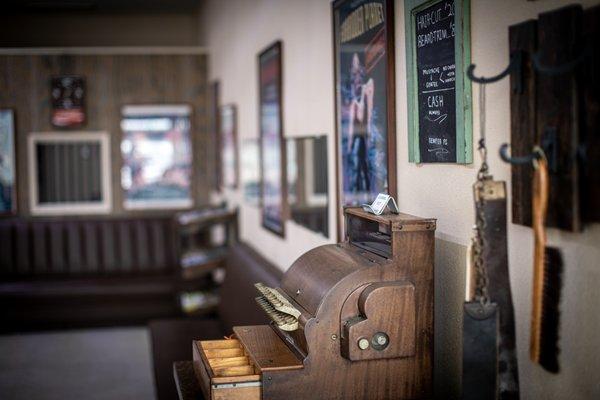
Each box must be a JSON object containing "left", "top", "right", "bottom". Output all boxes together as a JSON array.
[{"left": 405, "top": 0, "right": 472, "bottom": 163}]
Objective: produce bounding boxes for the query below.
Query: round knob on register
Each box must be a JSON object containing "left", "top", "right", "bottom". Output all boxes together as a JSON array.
[
  {"left": 357, "top": 338, "right": 370, "bottom": 350},
  {"left": 371, "top": 332, "right": 389, "bottom": 351}
]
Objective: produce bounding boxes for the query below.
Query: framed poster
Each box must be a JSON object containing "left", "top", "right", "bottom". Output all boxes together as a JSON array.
[
  {"left": 332, "top": 0, "right": 397, "bottom": 237},
  {"left": 258, "top": 41, "right": 286, "bottom": 237},
  {"left": 51, "top": 75, "right": 86, "bottom": 128},
  {"left": 0, "top": 109, "right": 16, "bottom": 215},
  {"left": 210, "top": 81, "right": 222, "bottom": 190},
  {"left": 405, "top": 0, "right": 472, "bottom": 163},
  {"left": 220, "top": 104, "right": 238, "bottom": 188},
  {"left": 120, "top": 105, "right": 193, "bottom": 210}
]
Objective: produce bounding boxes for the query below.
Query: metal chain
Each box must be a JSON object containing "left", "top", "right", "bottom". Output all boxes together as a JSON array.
[{"left": 472, "top": 83, "right": 491, "bottom": 304}]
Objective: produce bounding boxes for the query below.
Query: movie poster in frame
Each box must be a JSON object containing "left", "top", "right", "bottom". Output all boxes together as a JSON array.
[
  {"left": 332, "top": 0, "right": 397, "bottom": 238},
  {"left": 120, "top": 105, "right": 193, "bottom": 210},
  {"left": 220, "top": 104, "right": 238, "bottom": 189},
  {"left": 0, "top": 109, "right": 16, "bottom": 215},
  {"left": 51, "top": 75, "right": 86, "bottom": 128},
  {"left": 258, "top": 41, "right": 286, "bottom": 237},
  {"left": 209, "top": 81, "right": 222, "bottom": 190}
]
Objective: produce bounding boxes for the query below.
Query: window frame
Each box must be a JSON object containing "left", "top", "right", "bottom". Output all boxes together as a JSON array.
[{"left": 28, "top": 131, "right": 112, "bottom": 215}]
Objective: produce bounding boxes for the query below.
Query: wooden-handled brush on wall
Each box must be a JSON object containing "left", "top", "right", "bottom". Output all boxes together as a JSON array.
[{"left": 530, "top": 154, "right": 563, "bottom": 373}]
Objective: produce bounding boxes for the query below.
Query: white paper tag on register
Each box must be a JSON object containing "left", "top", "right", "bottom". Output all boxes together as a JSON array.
[{"left": 362, "top": 193, "right": 399, "bottom": 216}]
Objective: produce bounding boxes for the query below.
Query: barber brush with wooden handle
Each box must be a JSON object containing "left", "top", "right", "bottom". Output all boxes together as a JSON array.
[{"left": 530, "top": 151, "right": 563, "bottom": 373}]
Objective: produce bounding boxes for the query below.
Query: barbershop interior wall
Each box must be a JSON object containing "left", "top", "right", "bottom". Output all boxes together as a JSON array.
[
  {"left": 199, "top": 0, "right": 600, "bottom": 399},
  {"left": 0, "top": 52, "right": 209, "bottom": 215}
]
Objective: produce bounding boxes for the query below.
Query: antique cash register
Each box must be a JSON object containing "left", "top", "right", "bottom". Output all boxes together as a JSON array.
[{"left": 192, "top": 207, "right": 435, "bottom": 399}]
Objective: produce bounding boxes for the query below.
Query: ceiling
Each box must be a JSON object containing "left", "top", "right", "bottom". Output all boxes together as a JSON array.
[{"left": 5, "top": 0, "right": 202, "bottom": 13}]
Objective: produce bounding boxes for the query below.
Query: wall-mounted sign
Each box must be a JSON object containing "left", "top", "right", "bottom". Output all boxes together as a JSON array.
[
  {"left": 405, "top": 0, "right": 472, "bottom": 163},
  {"left": 51, "top": 75, "right": 86, "bottom": 128},
  {"left": 332, "top": 0, "right": 397, "bottom": 239}
]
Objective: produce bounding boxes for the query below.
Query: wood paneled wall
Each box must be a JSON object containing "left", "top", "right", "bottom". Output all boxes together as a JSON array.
[{"left": 0, "top": 52, "right": 209, "bottom": 216}]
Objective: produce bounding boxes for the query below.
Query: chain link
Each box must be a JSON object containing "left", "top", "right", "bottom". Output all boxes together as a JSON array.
[{"left": 472, "top": 83, "right": 491, "bottom": 304}]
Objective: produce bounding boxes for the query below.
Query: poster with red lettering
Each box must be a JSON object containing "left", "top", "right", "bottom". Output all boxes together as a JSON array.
[{"left": 51, "top": 75, "right": 86, "bottom": 128}]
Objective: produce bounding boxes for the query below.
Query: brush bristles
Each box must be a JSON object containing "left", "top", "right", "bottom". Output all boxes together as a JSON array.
[{"left": 538, "top": 246, "right": 563, "bottom": 373}]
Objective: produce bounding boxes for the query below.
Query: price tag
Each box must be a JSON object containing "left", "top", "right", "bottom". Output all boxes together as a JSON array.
[{"left": 362, "top": 193, "right": 399, "bottom": 216}]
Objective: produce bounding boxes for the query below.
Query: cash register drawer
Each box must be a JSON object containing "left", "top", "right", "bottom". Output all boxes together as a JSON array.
[{"left": 192, "top": 339, "right": 261, "bottom": 400}]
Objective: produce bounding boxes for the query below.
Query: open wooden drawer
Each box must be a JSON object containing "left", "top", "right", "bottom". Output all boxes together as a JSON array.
[
  {"left": 192, "top": 338, "right": 261, "bottom": 400},
  {"left": 192, "top": 326, "right": 304, "bottom": 399}
]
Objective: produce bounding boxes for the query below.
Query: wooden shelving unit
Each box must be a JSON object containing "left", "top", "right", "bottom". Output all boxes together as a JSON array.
[{"left": 174, "top": 206, "right": 238, "bottom": 316}]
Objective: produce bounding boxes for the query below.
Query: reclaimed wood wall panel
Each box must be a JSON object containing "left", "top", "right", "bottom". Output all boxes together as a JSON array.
[
  {"left": 509, "top": 20, "right": 537, "bottom": 227},
  {"left": 536, "top": 6, "right": 583, "bottom": 231},
  {"left": 583, "top": 6, "right": 600, "bottom": 223},
  {"left": 0, "top": 53, "right": 209, "bottom": 216}
]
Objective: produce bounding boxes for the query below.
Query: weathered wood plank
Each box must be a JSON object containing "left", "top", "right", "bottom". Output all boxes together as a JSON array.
[
  {"left": 509, "top": 20, "right": 537, "bottom": 227},
  {"left": 536, "top": 5, "right": 583, "bottom": 231}
]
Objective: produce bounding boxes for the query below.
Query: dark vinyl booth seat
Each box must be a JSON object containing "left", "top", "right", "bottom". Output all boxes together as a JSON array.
[
  {"left": 0, "top": 216, "right": 181, "bottom": 332},
  {"left": 149, "top": 243, "right": 282, "bottom": 400}
]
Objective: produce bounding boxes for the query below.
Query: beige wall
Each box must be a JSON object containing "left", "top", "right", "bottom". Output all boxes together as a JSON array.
[
  {"left": 199, "top": 0, "right": 600, "bottom": 398},
  {"left": 0, "top": 13, "right": 199, "bottom": 47}
]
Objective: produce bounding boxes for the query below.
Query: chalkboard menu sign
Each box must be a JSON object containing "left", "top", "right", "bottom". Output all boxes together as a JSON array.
[
  {"left": 416, "top": 0, "right": 456, "bottom": 162},
  {"left": 405, "top": 0, "right": 471, "bottom": 164}
]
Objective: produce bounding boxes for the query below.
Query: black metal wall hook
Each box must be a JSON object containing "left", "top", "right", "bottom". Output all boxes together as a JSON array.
[
  {"left": 499, "top": 127, "right": 559, "bottom": 172},
  {"left": 532, "top": 45, "right": 590, "bottom": 76},
  {"left": 466, "top": 51, "right": 524, "bottom": 93},
  {"left": 499, "top": 143, "right": 540, "bottom": 165}
]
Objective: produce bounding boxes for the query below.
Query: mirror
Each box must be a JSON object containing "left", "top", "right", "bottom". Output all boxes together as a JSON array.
[
  {"left": 286, "top": 135, "right": 328, "bottom": 237},
  {"left": 241, "top": 139, "right": 260, "bottom": 206}
]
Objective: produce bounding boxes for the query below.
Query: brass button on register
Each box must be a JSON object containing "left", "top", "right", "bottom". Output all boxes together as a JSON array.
[{"left": 192, "top": 207, "right": 436, "bottom": 400}]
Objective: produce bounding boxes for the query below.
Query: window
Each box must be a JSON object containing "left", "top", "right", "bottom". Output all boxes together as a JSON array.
[
  {"left": 120, "top": 105, "right": 193, "bottom": 210},
  {"left": 28, "top": 131, "right": 112, "bottom": 215}
]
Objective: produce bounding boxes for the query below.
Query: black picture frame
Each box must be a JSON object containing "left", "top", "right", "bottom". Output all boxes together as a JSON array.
[
  {"left": 258, "top": 41, "right": 286, "bottom": 238},
  {"left": 332, "top": 0, "right": 397, "bottom": 239},
  {"left": 210, "top": 81, "right": 222, "bottom": 191},
  {"left": 0, "top": 108, "right": 16, "bottom": 216},
  {"left": 220, "top": 104, "right": 239, "bottom": 189}
]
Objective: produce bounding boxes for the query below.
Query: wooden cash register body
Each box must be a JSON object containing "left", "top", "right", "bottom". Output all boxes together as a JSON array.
[{"left": 193, "top": 208, "right": 435, "bottom": 399}]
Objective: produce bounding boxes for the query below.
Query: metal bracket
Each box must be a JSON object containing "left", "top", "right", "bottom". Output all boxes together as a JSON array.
[
  {"left": 532, "top": 45, "right": 590, "bottom": 76},
  {"left": 499, "top": 126, "right": 558, "bottom": 172},
  {"left": 467, "top": 50, "right": 524, "bottom": 93},
  {"left": 541, "top": 127, "right": 558, "bottom": 173}
]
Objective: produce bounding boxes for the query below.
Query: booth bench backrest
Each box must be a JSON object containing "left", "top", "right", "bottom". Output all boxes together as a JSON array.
[
  {"left": 0, "top": 216, "right": 178, "bottom": 278},
  {"left": 219, "top": 243, "right": 283, "bottom": 333}
]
